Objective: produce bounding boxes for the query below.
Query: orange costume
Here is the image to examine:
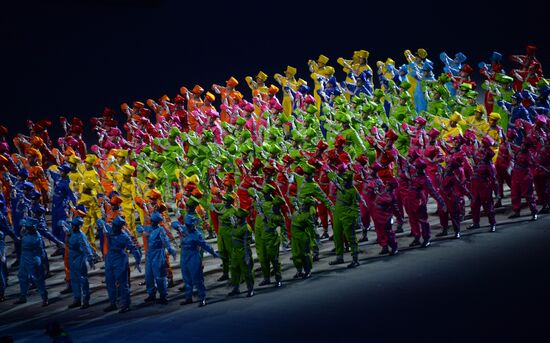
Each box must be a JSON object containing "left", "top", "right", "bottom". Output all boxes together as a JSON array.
[
  {"left": 183, "top": 85, "right": 205, "bottom": 131},
  {"left": 213, "top": 76, "right": 244, "bottom": 123}
]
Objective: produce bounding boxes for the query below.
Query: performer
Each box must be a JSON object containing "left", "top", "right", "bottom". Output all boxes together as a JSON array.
[
  {"left": 14, "top": 218, "right": 49, "bottom": 306},
  {"left": 366, "top": 177, "right": 400, "bottom": 255},
  {"left": 498, "top": 92, "right": 531, "bottom": 144},
  {"left": 508, "top": 137, "right": 539, "bottom": 221},
  {"left": 252, "top": 185, "right": 284, "bottom": 287},
  {"left": 296, "top": 163, "right": 333, "bottom": 261},
  {"left": 29, "top": 190, "right": 64, "bottom": 275},
  {"left": 467, "top": 137, "right": 498, "bottom": 231},
  {"left": 290, "top": 197, "right": 316, "bottom": 279},
  {"left": 212, "top": 76, "right": 243, "bottom": 123},
  {"left": 48, "top": 163, "right": 77, "bottom": 243},
  {"left": 98, "top": 215, "right": 142, "bottom": 313},
  {"left": 228, "top": 208, "right": 255, "bottom": 297},
  {"left": 437, "top": 158, "right": 471, "bottom": 237},
  {"left": 117, "top": 164, "right": 138, "bottom": 237},
  {"left": 329, "top": 171, "right": 360, "bottom": 268},
  {"left": 76, "top": 179, "right": 102, "bottom": 255},
  {"left": 209, "top": 193, "right": 236, "bottom": 282},
  {"left": 245, "top": 71, "right": 269, "bottom": 105},
  {"left": 309, "top": 54, "right": 332, "bottom": 115},
  {"left": 495, "top": 129, "right": 514, "bottom": 207},
  {"left": 61, "top": 216, "right": 95, "bottom": 309},
  {"left": 138, "top": 212, "right": 176, "bottom": 305},
  {"left": 407, "top": 159, "right": 446, "bottom": 247},
  {"left": 0, "top": 199, "right": 21, "bottom": 267},
  {"left": 0, "top": 230, "right": 5, "bottom": 302},
  {"left": 274, "top": 66, "right": 298, "bottom": 116},
  {"left": 172, "top": 215, "right": 219, "bottom": 307},
  {"left": 531, "top": 116, "right": 550, "bottom": 212}
]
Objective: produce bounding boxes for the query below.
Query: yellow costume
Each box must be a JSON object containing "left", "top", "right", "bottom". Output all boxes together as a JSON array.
[
  {"left": 136, "top": 172, "right": 160, "bottom": 226},
  {"left": 383, "top": 58, "right": 396, "bottom": 81},
  {"left": 464, "top": 105, "right": 490, "bottom": 137},
  {"left": 485, "top": 112, "right": 504, "bottom": 161},
  {"left": 66, "top": 154, "right": 83, "bottom": 194},
  {"left": 274, "top": 66, "right": 298, "bottom": 116},
  {"left": 404, "top": 49, "right": 426, "bottom": 99},
  {"left": 77, "top": 179, "right": 102, "bottom": 249},
  {"left": 439, "top": 112, "right": 465, "bottom": 141},
  {"left": 115, "top": 164, "right": 138, "bottom": 237},
  {"left": 81, "top": 154, "right": 104, "bottom": 195},
  {"left": 245, "top": 71, "right": 269, "bottom": 116},
  {"left": 308, "top": 54, "right": 333, "bottom": 115},
  {"left": 337, "top": 50, "right": 372, "bottom": 100}
]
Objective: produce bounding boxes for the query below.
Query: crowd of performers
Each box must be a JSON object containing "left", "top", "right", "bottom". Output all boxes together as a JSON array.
[{"left": 0, "top": 46, "right": 549, "bottom": 312}]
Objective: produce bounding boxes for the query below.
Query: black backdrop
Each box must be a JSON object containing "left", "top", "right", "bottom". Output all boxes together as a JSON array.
[{"left": 2, "top": 0, "right": 548, "bottom": 144}]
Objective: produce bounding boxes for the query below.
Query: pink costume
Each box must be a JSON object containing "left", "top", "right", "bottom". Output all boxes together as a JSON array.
[
  {"left": 439, "top": 158, "right": 470, "bottom": 235},
  {"left": 470, "top": 139, "right": 498, "bottom": 229},
  {"left": 365, "top": 178, "right": 400, "bottom": 252},
  {"left": 495, "top": 130, "right": 514, "bottom": 205},
  {"left": 406, "top": 159, "right": 445, "bottom": 246},
  {"left": 509, "top": 139, "right": 539, "bottom": 218}
]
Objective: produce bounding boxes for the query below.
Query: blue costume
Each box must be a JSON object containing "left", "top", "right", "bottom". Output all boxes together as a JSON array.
[
  {"left": 343, "top": 70, "right": 373, "bottom": 98},
  {"left": 535, "top": 86, "right": 550, "bottom": 114},
  {"left": 440, "top": 51, "right": 467, "bottom": 96},
  {"left": 413, "top": 61, "right": 435, "bottom": 114},
  {"left": 519, "top": 90, "right": 540, "bottom": 120},
  {"left": 378, "top": 71, "right": 391, "bottom": 93},
  {"left": 478, "top": 51, "right": 504, "bottom": 73},
  {"left": 98, "top": 216, "right": 141, "bottom": 312},
  {"left": 137, "top": 211, "right": 175, "bottom": 303},
  {"left": 0, "top": 231, "right": 6, "bottom": 300},
  {"left": 30, "top": 192, "right": 64, "bottom": 252},
  {"left": 49, "top": 164, "right": 76, "bottom": 241},
  {"left": 394, "top": 64, "right": 409, "bottom": 86},
  {"left": 172, "top": 215, "right": 218, "bottom": 306},
  {"left": 7, "top": 170, "right": 31, "bottom": 236},
  {"left": 498, "top": 92, "right": 532, "bottom": 144},
  {"left": 318, "top": 76, "right": 343, "bottom": 104},
  {"left": 0, "top": 193, "right": 7, "bottom": 215},
  {"left": 0, "top": 199, "right": 21, "bottom": 261},
  {"left": 64, "top": 216, "right": 94, "bottom": 307},
  {"left": 29, "top": 197, "right": 52, "bottom": 276},
  {"left": 15, "top": 218, "right": 48, "bottom": 305},
  {"left": 318, "top": 76, "right": 342, "bottom": 138}
]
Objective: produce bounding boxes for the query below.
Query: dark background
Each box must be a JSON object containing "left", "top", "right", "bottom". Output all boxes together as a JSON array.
[
  {"left": 1, "top": 0, "right": 548, "bottom": 144},
  {"left": 0, "top": 2, "right": 549, "bottom": 341}
]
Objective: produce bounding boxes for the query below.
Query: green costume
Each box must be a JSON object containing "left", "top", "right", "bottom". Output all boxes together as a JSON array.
[
  {"left": 331, "top": 173, "right": 360, "bottom": 263},
  {"left": 150, "top": 153, "right": 170, "bottom": 200},
  {"left": 461, "top": 103, "right": 477, "bottom": 118},
  {"left": 154, "top": 128, "right": 185, "bottom": 187},
  {"left": 427, "top": 98, "right": 448, "bottom": 118},
  {"left": 295, "top": 169, "right": 333, "bottom": 261},
  {"left": 253, "top": 193, "right": 284, "bottom": 283},
  {"left": 135, "top": 146, "right": 154, "bottom": 182},
  {"left": 490, "top": 78, "right": 514, "bottom": 129},
  {"left": 391, "top": 93, "right": 414, "bottom": 123},
  {"left": 296, "top": 173, "right": 332, "bottom": 207},
  {"left": 229, "top": 209, "right": 254, "bottom": 295},
  {"left": 213, "top": 201, "right": 236, "bottom": 278},
  {"left": 341, "top": 125, "right": 366, "bottom": 159},
  {"left": 290, "top": 200, "right": 316, "bottom": 277}
]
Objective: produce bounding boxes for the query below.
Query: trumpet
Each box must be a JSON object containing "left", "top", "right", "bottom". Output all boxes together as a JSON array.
[
  {"left": 337, "top": 57, "right": 353, "bottom": 71},
  {"left": 404, "top": 49, "right": 415, "bottom": 64}
]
